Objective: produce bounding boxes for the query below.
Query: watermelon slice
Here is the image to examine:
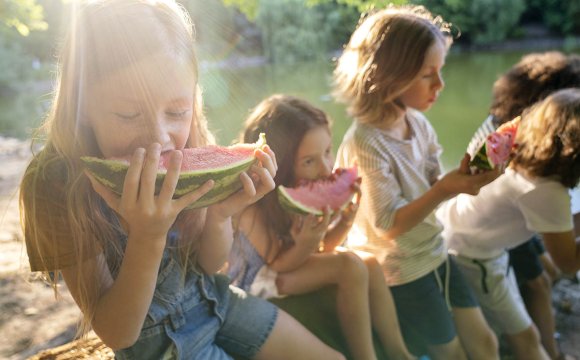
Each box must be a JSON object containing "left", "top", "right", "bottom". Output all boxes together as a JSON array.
[
  {"left": 470, "top": 116, "right": 520, "bottom": 170},
  {"left": 81, "top": 133, "right": 267, "bottom": 209},
  {"left": 277, "top": 167, "right": 360, "bottom": 215}
]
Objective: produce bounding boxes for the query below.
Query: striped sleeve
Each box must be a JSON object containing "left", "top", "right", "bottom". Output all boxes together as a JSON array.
[
  {"left": 354, "top": 130, "right": 408, "bottom": 232},
  {"left": 466, "top": 115, "right": 497, "bottom": 158}
]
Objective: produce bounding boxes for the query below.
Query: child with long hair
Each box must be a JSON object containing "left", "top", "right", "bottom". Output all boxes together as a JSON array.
[
  {"left": 19, "top": 1, "right": 345, "bottom": 359},
  {"left": 437, "top": 88, "right": 580, "bottom": 360},
  {"left": 228, "top": 94, "right": 414, "bottom": 360},
  {"left": 333, "top": 5, "right": 500, "bottom": 359},
  {"left": 466, "top": 51, "right": 580, "bottom": 360}
]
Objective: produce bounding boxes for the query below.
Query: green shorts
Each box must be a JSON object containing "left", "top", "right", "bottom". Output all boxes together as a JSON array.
[{"left": 390, "top": 258, "right": 478, "bottom": 354}]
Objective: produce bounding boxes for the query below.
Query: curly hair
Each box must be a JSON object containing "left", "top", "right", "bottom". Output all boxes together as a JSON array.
[
  {"left": 333, "top": 4, "right": 452, "bottom": 125},
  {"left": 511, "top": 88, "right": 580, "bottom": 188},
  {"left": 490, "top": 51, "right": 580, "bottom": 126}
]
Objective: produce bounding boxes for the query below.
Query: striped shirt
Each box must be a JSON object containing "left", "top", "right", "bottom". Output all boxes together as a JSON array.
[
  {"left": 466, "top": 114, "right": 497, "bottom": 158},
  {"left": 336, "top": 110, "right": 446, "bottom": 286}
]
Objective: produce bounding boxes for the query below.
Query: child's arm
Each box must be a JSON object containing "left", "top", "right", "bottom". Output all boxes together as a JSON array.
[
  {"left": 268, "top": 209, "right": 333, "bottom": 272},
  {"left": 322, "top": 187, "right": 360, "bottom": 251},
  {"left": 197, "top": 147, "right": 277, "bottom": 274},
  {"left": 385, "top": 154, "right": 500, "bottom": 239},
  {"left": 322, "top": 214, "right": 353, "bottom": 251},
  {"left": 542, "top": 230, "right": 580, "bottom": 274},
  {"left": 69, "top": 145, "right": 214, "bottom": 349}
]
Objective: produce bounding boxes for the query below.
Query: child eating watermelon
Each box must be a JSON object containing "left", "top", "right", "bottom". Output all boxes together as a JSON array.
[
  {"left": 437, "top": 88, "right": 580, "bottom": 360},
  {"left": 228, "top": 94, "right": 414, "bottom": 360}
]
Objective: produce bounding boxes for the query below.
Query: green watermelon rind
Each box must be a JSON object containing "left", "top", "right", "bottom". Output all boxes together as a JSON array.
[
  {"left": 81, "top": 134, "right": 266, "bottom": 209},
  {"left": 469, "top": 142, "right": 494, "bottom": 170},
  {"left": 278, "top": 186, "right": 322, "bottom": 216}
]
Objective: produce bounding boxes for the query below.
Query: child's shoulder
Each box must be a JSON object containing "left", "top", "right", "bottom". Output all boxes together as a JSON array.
[
  {"left": 407, "top": 109, "right": 436, "bottom": 134},
  {"left": 22, "top": 151, "right": 68, "bottom": 195},
  {"left": 507, "top": 167, "right": 569, "bottom": 194}
]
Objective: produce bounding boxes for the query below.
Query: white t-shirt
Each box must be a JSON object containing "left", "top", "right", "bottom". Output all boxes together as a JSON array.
[
  {"left": 437, "top": 168, "right": 573, "bottom": 259},
  {"left": 571, "top": 187, "right": 580, "bottom": 215}
]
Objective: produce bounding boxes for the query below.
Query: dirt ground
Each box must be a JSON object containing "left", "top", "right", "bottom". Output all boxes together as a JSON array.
[{"left": 0, "top": 136, "right": 578, "bottom": 359}]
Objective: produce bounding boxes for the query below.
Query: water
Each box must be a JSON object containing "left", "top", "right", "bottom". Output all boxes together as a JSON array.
[
  {"left": 201, "top": 51, "right": 526, "bottom": 170},
  {"left": 0, "top": 50, "right": 570, "bottom": 170}
]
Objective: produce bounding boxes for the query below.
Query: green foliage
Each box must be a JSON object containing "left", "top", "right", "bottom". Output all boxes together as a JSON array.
[
  {"left": 1, "top": 0, "right": 47, "bottom": 36},
  {"left": 256, "top": 0, "right": 360, "bottom": 63},
  {"left": 307, "top": 0, "right": 407, "bottom": 11},
  {"left": 225, "top": 0, "right": 407, "bottom": 19},
  {"left": 412, "top": 0, "right": 526, "bottom": 44},
  {"left": 223, "top": 0, "right": 260, "bottom": 19},
  {"left": 0, "top": 34, "right": 32, "bottom": 94},
  {"left": 525, "top": 0, "right": 580, "bottom": 35}
]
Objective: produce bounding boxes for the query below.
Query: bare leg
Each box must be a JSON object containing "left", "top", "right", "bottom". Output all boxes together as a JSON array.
[
  {"left": 276, "top": 252, "right": 377, "bottom": 360},
  {"left": 452, "top": 306, "right": 499, "bottom": 360},
  {"left": 504, "top": 325, "right": 550, "bottom": 360},
  {"left": 539, "top": 252, "right": 561, "bottom": 283},
  {"left": 354, "top": 250, "right": 415, "bottom": 360},
  {"left": 520, "top": 272, "right": 561, "bottom": 359},
  {"left": 255, "top": 309, "right": 345, "bottom": 360}
]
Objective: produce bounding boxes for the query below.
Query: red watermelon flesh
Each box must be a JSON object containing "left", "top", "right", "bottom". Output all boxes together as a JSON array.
[
  {"left": 278, "top": 167, "right": 360, "bottom": 215},
  {"left": 81, "top": 134, "right": 267, "bottom": 209},
  {"left": 486, "top": 116, "right": 520, "bottom": 166},
  {"left": 163, "top": 145, "right": 255, "bottom": 171},
  {"left": 470, "top": 116, "right": 520, "bottom": 170},
  {"left": 111, "top": 144, "right": 257, "bottom": 172}
]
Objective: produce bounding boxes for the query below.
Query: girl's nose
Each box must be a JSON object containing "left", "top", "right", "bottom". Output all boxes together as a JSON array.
[
  {"left": 320, "top": 160, "right": 333, "bottom": 177},
  {"left": 147, "top": 117, "right": 171, "bottom": 148},
  {"left": 435, "top": 72, "right": 445, "bottom": 90}
]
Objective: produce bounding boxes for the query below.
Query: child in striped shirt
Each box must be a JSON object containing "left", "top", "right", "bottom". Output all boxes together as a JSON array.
[{"left": 333, "top": 5, "right": 500, "bottom": 359}]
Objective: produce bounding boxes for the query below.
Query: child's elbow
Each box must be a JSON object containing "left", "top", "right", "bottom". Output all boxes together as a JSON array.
[{"left": 101, "top": 332, "right": 140, "bottom": 351}]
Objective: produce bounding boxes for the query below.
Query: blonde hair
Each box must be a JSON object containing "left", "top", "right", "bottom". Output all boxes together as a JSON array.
[
  {"left": 512, "top": 88, "right": 580, "bottom": 188},
  {"left": 333, "top": 5, "right": 451, "bottom": 125},
  {"left": 20, "top": 0, "right": 212, "bottom": 334}
]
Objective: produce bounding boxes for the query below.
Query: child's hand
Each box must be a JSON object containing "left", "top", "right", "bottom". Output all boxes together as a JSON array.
[
  {"left": 339, "top": 182, "right": 361, "bottom": 228},
  {"left": 290, "top": 206, "right": 335, "bottom": 249},
  {"left": 434, "top": 153, "right": 501, "bottom": 198},
  {"left": 86, "top": 144, "right": 214, "bottom": 245},
  {"left": 208, "top": 145, "right": 277, "bottom": 220}
]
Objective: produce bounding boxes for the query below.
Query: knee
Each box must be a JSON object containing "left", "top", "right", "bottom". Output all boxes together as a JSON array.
[
  {"left": 362, "top": 255, "right": 382, "bottom": 273},
  {"left": 461, "top": 327, "right": 499, "bottom": 360},
  {"left": 478, "top": 328, "right": 499, "bottom": 356},
  {"left": 524, "top": 272, "right": 551, "bottom": 294},
  {"left": 337, "top": 252, "right": 368, "bottom": 283},
  {"left": 513, "top": 325, "right": 542, "bottom": 347}
]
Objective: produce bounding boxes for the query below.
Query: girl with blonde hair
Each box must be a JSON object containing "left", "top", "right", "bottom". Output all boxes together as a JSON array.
[
  {"left": 334, "top": 5, "right": 499, "bottom": 359},
  {"left": 20, "top": 1, "right": 344, "bottom": 359}
]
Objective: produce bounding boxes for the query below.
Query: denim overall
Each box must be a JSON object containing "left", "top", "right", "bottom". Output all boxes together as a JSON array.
[{"left": 114, "top": 234, "right": 277, "bottom": 360}]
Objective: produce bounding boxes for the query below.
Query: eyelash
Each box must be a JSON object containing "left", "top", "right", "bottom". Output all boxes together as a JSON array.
[
  {"left": 114, "top": 112, "right": 140, "bottom": 120},
  {"left": 167, "top": 110, "right": 189, "bottom": 118},
  {"left": 114, "top": 110, "right": 190, "bottom": 120}
]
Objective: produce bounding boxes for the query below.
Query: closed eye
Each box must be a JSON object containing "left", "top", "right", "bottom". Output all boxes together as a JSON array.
[
  {"left": 114, "top": 112, "right": 141, "bottom": 120},
  {"left": 166, "top": 110, "right": 191, "bottom": 118}
]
